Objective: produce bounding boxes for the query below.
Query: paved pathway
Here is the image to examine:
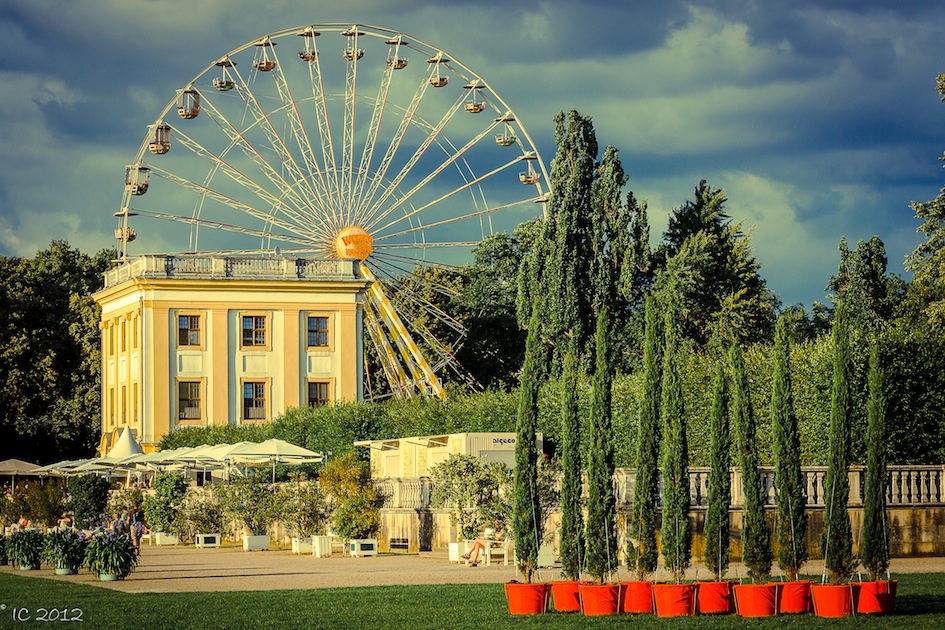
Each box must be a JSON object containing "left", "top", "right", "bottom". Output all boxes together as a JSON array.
[{"left": 11, "top": 545, "right": 945, "bottom": 593}]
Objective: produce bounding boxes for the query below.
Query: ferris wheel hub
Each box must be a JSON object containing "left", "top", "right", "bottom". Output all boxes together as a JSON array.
[{"left": 334, "top": 225, "right": 373, "bottom": 261}]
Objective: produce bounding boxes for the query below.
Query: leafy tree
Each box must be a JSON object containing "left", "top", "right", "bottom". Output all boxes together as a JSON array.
[
  {"left": 558, "top": 352, "right": 584, "bottom": 580},
  {"left": 703, "top": 356, "right": 731, "bottom": 581},
  {"left": 319, "top": 452, "right": 384, "bottom": 540},
  {"left": 430, "top": 453, "right": 506, "bottom": 539},
  {"left": 771, "top": 316, "right": 807, "bottom": 581},
  {"left": 628, "top": 298, "right": 662, "bottom": 579},
  {"left": 822, "top": 303, "right": 856, "bottom": 584},
  {"left": 730, "top": 341, "right": 772, "bottom": 583},
  {"left": 861, "top": 340, "right": 890, "bottom": 581},
  {"left": 143, "top": 472, "right": 189, "bottom": 536},
  {"left": 660, "top": 311, "right": 691, "bottom": 583},
  {"left": 585, "top": 304, "right": 618, "bottom": 583},
  {"left": 511, "top": 303, "right": 544, "bottom": 583},
  {"left": 67, "top": 474, "right": 111, "bottom": 524},
  {"left": 25, "top": 481, "right": 68, "bottom": 528},
  {"left": 828, "top": 236, "right": 904, "bottom": 331}
]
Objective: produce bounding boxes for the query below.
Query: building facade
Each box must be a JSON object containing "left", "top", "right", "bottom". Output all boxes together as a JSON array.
[{"left": 93, "top": 255, "right": 369, "bottom": 454}]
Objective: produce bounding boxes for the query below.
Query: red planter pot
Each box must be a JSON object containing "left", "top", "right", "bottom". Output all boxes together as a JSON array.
[
  {"left": 579, "top": 583, "right": 621, "bottom": 616},
  {"left": 778, "top": 581, "right": 813, "bottom": 614},
  {"left": 619, "top": 581, "right": 654, "bottom": 614},
  {"left": 734, "top": 583, "right": 778, "bottom": 617},
  {"left": 504, "top": 582, "right": 550, "bottom": 615},
  {"left": 853, "top": 580, "right": 897, "bottom": 614},
  {"left": 653, "top": 583, "right": 697, "bottom": 617},
  {"left": 696, "top": 581, "right": 734, "bottom": 614},
  {"left": 810, "top": 584, "right": 858, "bottom": 618},
  {"left": 550, "top": 581, "right": 582, "bottom": 613}
]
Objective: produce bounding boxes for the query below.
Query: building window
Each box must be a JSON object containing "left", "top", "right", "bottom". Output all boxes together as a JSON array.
[
  {"left": 308, "top": 381, "right": 331, "bottom": 406},
  {"left": 241, "top": 315, "right": 266, "bottom": 347},
  {"left": 121, "top": 320, "right": 127, "bottom": 352},
  {"left": 178, "top": 381, "right": 202, "bottom": 420},
  {"left": 242, "top": 381, "right": 266, "bottom": 420},
  {"left": 307, "top": 315, "right": 330, "bottom": 348},
  {"left": 178, "top": 315, "right": 201, "bottom": 346}
]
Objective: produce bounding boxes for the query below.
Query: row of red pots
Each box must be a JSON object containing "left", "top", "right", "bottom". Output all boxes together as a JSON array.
[{"left": 505, "top": 579, "right": 896, "bottom": 617}]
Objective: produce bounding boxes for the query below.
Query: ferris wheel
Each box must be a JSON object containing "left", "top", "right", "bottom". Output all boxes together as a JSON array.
[{"left": 115, "top": 23, "right": 550, "bottom": 401}]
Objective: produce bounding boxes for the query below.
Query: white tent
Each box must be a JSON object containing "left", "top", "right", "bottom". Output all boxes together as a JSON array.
[{"left": 106, "top": 428, "right": 144, "bottom": 458}]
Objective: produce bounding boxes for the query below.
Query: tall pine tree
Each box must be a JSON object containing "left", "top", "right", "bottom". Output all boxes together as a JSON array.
[
  {"left": 660, "top": 311, "right": 691, "bottom": 583},
  {"left": 704, "top": 356, "right": 731, "bottom": 581},
  {"left": 823, "top": 303, "right": 856, "bottom": 584},
  {"left": 730, "top": 342, "right": 772, "bottom": 583},
  {"left": 771, "top": 315, "right": 807, "bottom": 581},
  {"left": 861, "top": 340, "right": 890, "bottom": 582},
  {"left": 628, "top": 297, "right": 662, "bottom": 579}
]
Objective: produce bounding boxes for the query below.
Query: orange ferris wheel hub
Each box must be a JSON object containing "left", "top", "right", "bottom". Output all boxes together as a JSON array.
[{"left": 334, "top": 226, "right": 373, "bottom": 261}]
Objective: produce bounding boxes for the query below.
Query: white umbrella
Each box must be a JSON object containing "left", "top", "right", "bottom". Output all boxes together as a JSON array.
[{"left": 224, "top": 439, "right": 324, "bottom": 481}]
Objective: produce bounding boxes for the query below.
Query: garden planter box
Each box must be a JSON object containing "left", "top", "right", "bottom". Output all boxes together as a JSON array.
[
  {"left": 811, "top": 584, "right": 858, "bottom": 618},
  {"left": 448, "top": 541, "right": 471, "bottom": 563},
  {"left": 242, "top": 535, "right": 270, "bottom": 551},
  {"left": 653, "top": 583, "right": 697, "bottom": 617},
  {"left": 579, "top": 583, "right": 621, "bottom": 616},
  {"left": 505, "top": 582, "right": 550, "bottom": 615},
  {"left": 853, "top": 580, "right": 897, "bottom": 614},
  {"left": 312, "top": 535, "right": 333, "bottom": 558},
  {"left": 778, "top": 581, "right": 813, "bottom": 613},
  {"left": 291, "top": 537, "right": 313, "bottom": 554},
  {"left": 550, "top": 581, "right": 582, "bottom": 612},
  {"left": 696, "top": 581, "right": 734, "bottom": 614},
  {"left": 152, "top": 532, "right": 179, "bottom": 546},
  {"left": 734, "top": 583, "right": 778, "bottom": 617},
  {"left": 349, "top": 539, "right": 377, "bottom": 557},
  {"left": 620, "top": 581, "right": 654, "bottom": 614},
  {"left": 195, "top": 533, "right": 221, "bottom": 548}
]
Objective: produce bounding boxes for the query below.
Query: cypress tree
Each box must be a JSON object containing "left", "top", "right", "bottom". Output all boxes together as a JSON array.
[
  {"left": 660, "top": 311, "right": 691, "bottom": 583},
  {"left": 512, "top": 303, "right": 544, "bottom": 583},
  {"left": 558, "top": 351, "right": 584, "bottom": 580},
  {"left": 703, "top": 357, "right": 731, "bottom": 581},
  {"left": 628, "top": 297, "right": 662, "bottom": 579},
  {"left": 771, "top": 315, "right": 807, "bottom": 581},
  {"left": 823, "top": 303, "right": 856, "bottom": 584},
  {"left": 730, "top": 342, "right": 772, "bottom": 583},
  {"left": 585, "top": 303, "right": 617, "bottom": 583},
  {"left": 861, "top": 340, "right": 890, "bottom": 581}
]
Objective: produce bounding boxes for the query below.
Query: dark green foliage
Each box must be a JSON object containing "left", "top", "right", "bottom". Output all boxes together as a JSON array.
[
  {"left": 558, "top": 352, "right": 583, "bottom": 580},
  {"left": 25, "top": 481, "right": 67, "bottom": 528},
  {"left": 512, "top": 305, "right": 543, "bottom": 582},
  {"left": 660, "top": 312, "right": 691, "bottom": 583},
  {"left": 703, "top": 357, "right": 730, "bottom": 580},
  {"left": 430, "top": 453, "right": 506, "bottom": 540},
  {"left": 143, "top": 472, "right": 189, "bottom": 536},
  {"left": 771, "top": 316, "right": 808, "bottom": 581},
  {"left": 730, "top": 342, "right": 772, "bottom": 583},
  {"left": 861, "top": 340, "right": 890, "bottom": 581},
  {"left": 585, "top": 305, "right": 617, "bottom": 583},
  {"left": 67, "top": 474, "right": 111, "bottom": 524},
  {"left": 823, "top": 303, "right": 856, "bottom": 584},
  {"left": 827, "top": 237, "right": 904, "bottom": 331},
  {"left": 319, "top": 453, "right": 384, "bottom": 540},
  {"left": 629, "top": 298, "right": 662, "bottom": 578}
]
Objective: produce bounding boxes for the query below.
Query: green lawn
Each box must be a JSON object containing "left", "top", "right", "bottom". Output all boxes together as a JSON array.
[{"left": 0, "top": 573, "right": 942, "bottom": 629}]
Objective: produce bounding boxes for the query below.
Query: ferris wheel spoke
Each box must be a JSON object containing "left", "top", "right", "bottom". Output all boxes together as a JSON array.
[
  {"left": 350, "top": 67, "right": 396, "bottom": 227},
  {"left": 126, "top": 206, "right": 321, "bottom": 248},
  {"left": 341, "top": 27, "right": 365, "bottom": 217},
  {"left": 167, "top": 126, "right": 331, "bottom": 237},
  {"left": 376, "top": 195, "right": 540, "bottom": 243}
]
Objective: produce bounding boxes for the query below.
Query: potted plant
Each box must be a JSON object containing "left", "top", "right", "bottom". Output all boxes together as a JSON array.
[
  {"left": 811, "top": 304, "right": 858, "bottom": 617},
  {"left": 854, "top": 341, "right": 896, "bottom": 614},
  {"left": 43, "top": 528, "right": 86, "bottom": 575},
  {"left": 85, "top": 527, "right": 138, "bottom": 580},
  {"left": 182, "top": 488, "right": 227, "bottom": 548},
  {"left": 697, "top": 356, "right": 735, "bottom": 615},
  {"left": 771, "top": 316, "right": 811, "bottom": 614},
  {"left": 623, "top": 298, "right": 662, "bottom": 614},
  {"left": 7, "top": 528, "right": 44, "bottom": 570},
  {"left": 430, "top": 453, "right": 504, "bottom": 562},
  {"left": 320, "top": 453, "right": 384, "bottom": 557},
  {"left": 218, "top": 470, "right": 285, "bottom": 551},
  {"left": 143, "top": 472, "right": 189, "bottom": 545},
  {"left": 729, "top": 342, "right": 777, "bottom": 617},
  {"left": 653, "top": 313, "right": 697, "bottom": 618},
  {"left": 281, "top": 472, "right": 330, "bottom": 554},
  {"left": 504, "top": 304, "right": 550, "bottom": 615},
  {"left": 579, "top": 305, "right": 621, "bottom": 617}
]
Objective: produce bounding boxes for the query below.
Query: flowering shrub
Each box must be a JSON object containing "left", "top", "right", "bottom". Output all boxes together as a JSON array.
[
  {"left": 43, "top": 528, "right": 86, "bottom": 573},
  {"left": 7, "top": 528, "right": 44, "bottom": 568},
  {"left": 85, "top": 529, "right": 138, "bottom": 579}
]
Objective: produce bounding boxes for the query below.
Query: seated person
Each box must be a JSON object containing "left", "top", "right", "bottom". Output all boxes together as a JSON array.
[{"left": 462, "top": 521, "right": 503, "bottom": 566}]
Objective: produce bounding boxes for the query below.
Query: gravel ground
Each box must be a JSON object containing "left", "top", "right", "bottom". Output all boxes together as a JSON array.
[{"left": 12, "top": 545, "right": 945, "bottom": 594}]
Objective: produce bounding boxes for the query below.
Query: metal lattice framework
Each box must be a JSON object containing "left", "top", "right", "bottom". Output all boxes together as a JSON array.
[{"left": 116, "top": 23, "right": 550, "bottom": 400}]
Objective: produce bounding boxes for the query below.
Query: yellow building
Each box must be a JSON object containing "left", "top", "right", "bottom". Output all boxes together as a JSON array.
[{"left": 93, "top": 254, "right": 369, "bottom": 453}]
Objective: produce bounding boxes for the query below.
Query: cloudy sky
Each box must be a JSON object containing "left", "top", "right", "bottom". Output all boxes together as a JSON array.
[{"left": 1, "top": 0, "right": 943, "bottom": 308}]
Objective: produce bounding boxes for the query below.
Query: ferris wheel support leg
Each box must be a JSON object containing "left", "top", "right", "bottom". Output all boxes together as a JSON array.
[
  {"left": 360, "top": 264, "right": 446, "bottom": 400},
  {"left": 363, "top": 298, "right": 413, "bottom": 400}
]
